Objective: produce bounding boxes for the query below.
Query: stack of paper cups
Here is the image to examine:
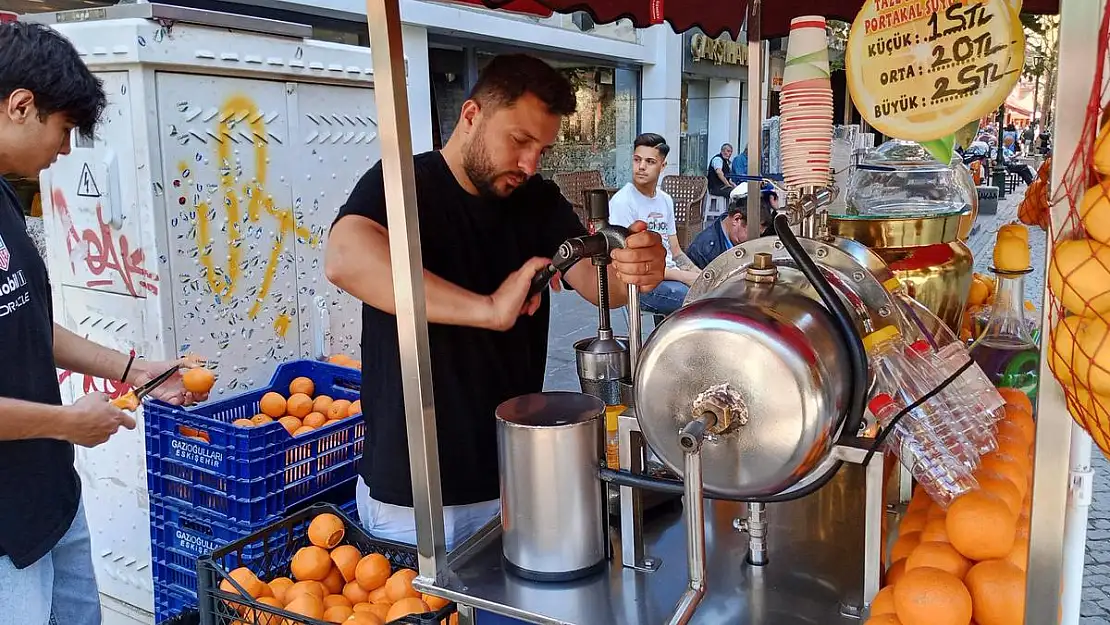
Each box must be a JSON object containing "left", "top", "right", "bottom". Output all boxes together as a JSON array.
[{"left": 780, "top": 15, "right": 833, "bottom": 189}]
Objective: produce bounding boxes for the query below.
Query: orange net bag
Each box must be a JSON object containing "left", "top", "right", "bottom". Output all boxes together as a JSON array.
[{"left": 1046, "top": 2, "right": 1110, "bottom": 457}]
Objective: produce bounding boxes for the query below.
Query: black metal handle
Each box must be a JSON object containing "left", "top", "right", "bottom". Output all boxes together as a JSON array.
[{"left": 528, "top": 264, "right": 559, "bottom": 298}]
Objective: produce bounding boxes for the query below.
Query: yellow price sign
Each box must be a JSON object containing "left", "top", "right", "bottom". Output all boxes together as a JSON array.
[{"left": 846, "top": 0, "right": 1025, "bottom": 143}]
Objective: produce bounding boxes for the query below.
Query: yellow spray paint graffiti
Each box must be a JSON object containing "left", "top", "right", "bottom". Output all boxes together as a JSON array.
[{"left": 182, "top": 94, "right": 319, "bottom": 321}]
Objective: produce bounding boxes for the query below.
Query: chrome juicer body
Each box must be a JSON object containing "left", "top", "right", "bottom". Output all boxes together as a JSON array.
[{"left": 495, "top": 189, "right": 921, "bottom": 623}]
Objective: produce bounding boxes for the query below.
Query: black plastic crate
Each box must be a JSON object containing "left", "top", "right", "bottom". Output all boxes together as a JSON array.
[{"left": 197, "top": 503, "right": 455, "bottom": 625}]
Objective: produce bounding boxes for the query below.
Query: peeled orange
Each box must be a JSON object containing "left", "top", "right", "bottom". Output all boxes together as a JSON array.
[
  {"left": 285, "top": 593, "right": 324, "bottom": 619},
  {"left": 183, "top": 367, "right": 216, "bottom": 394},
  {"left": 323, "top": 605, "right": 354, "bottom": 623},
  {"left": 422, "top": 592, "right": 450, "bottom": 611},
  {"left": 309, "top": 513, "right": 346, "bottom": 549},
  {"left": 344, "top": 580, "right": 371, "bottom": 604},
  {"left": 331, "top": 544, "right": 361, "bottom": 582},
  {"left": 347, "top": 613, "right": 385, "bottom": 625},
  {"left": 322, "top": 566, "right": 346, "bottom": 595},
  {"left": 268, "top": 576, "right": 295, "bottom": 604},
  {"left": 384, "top": 569, "right": 421, "bottom": 602},
  {"left": 356, "top": 553, "right": 392, "bottom": 591},
  {"left": 386, "top": 597, "right": 430, "bottom": 621},
  {"left": 292, "top": 546, "right": 334, "bottom": 581}
]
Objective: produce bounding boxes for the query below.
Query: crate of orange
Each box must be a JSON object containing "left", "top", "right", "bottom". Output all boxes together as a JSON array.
[
  {"left": 145, "top": 360, "right": 366, "bottom": 525},
  {"left": 197, "top": 503, "right": 456, "bottom": 625}
]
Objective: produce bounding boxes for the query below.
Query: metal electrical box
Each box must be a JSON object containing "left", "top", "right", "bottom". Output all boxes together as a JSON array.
[{"left": 24, "top": 5, "right": 401, "bottom": 622}]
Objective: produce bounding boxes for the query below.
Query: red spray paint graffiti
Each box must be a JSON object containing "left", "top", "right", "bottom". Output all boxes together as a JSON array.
[
  {"left": 57, "top": 369, "right": 132, "bottom": 400},
  {"left": 52, "top": 188, "right": 159, "bottom": 297}
]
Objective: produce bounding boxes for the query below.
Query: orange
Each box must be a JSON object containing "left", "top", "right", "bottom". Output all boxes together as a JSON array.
[
  {"left": 1007, "top": 536, "right": 1031, "bottom": 571},
  {"left": 907, "top": 488, "right": 933, "bottom": 514},
  {"left": 1001, "top": 405, "right": 1036, "bottom": 443},
  {"left": 259, "top": 392, "right": 287, "bottom": 418},
  {"left": 1048, "top": 238, "right": 1110, "bottom": 317},
  {"left": 278, "top": 416, "right": 302, "bottom": 436},
  {"left": 967, "top": 278, "right": 990, "bottom": 306},
  {"left": 979, "top": 453, "right": 1030, "bottom": 497},
  {"left": 246, "top": 596, "right": 283, "bottom": 625},
  {"left": 367, "top": 586, "right": 389, "bottom": 604},
  {"left": 287, "top": 393, "right": 314, "bottom": 418},
  {"left": 328, "top": 400, "right": 353, "bottom": 421},
  {"left": 251, "top": 413, "right": 273, "bottom": 426},
  {"left": 386, "top": 597, "right": 430, "bottom": 621},
  {"left": 289, "top": 376, "right": 315, "bottom": 396},
  {"left": 891, "top": 532, "right": 922, "bottom": 565},
  {"left": 349, "top": 400, "right": 362, "bottom": 417},
  {"left": 905, "top": 541, "right": 971, "bottom": 580},
  {"left": 356, "top": 553, "right": 392, "bottom": 591},
  {"left": 294, "top": 425, "right": 316, "bottom": 436},
  {"left": 220, "top": 567, "right": 267, "bottom": 600},
  {"left": 328, "top": 354, "right": 352, "bottom": 366},
  {"left": 965, "top": 560, "right": 1026, "bottom": 625},
  {"left": 994, "top": 233, "right": 1031, "bottom": 272},
  {"left": 995, "top": 420, "right": 1032, "bottom": 449},
  {"left": 919, "top": 517, "right": 949, "bottom": 544},
  {"left": 886, "top": 558, "right": 908, "bottom": 587},
  {"left": 870, "top": 586, "right": 897, "bottom": 615},
  {"left": 925, "top": 504, "right": 948, "bottom": 520},
  {"left": 384, "top": 569, "right": 421, "bottom": 602},
  {"left": 892, "top": 566, "right": 972, "bottom": 625},
  {"left": 363, "top": 602, "right": 391, "bottom": 620},
  {"left": 285, "top": 580, "right": 327, "bottom": 603},
  {"left": 183, "top": 367, "right": 216, "bottom": 394},
  {"left": 866, "top": 615, "right": 902, "bottom": 625},
  {"left": 946, "top": 491, "right": 1017, "bottom": 561},
  {"left": 899, "top": 511, "right": 928, "bottom": 534},
  {"left": 997, "top": 388, "right": 1033, "bottom": 415},
  {"left": 232, "top": 418, "right": 254, "bottom": 428},
  {"left": 974, "top": 472, "right": 1023, "bottom": 516},
  {"left": 291, "top": 546, "right": 333, "bottom": 581},
  {"left": 313, "top": 395, "right": 334, "bottom": 415},
  {"left": 995, "top": 434, "right": 1030, "bottom": 463},
  {"left": 303, "top": 412, "right": 328, "bottom": 428}
]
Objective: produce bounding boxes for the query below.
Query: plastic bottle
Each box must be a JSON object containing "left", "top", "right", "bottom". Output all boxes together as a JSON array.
[
  {"left": 605, "top": 405, "right": 624, "bottom": 470},
  {"left": 864, "top": 326, "right": 980, "bottom": 470},
  {"left": 869, "top": 393, "right": 979, "bottom": 507},
  {"left": 905, "top": 340, "right": 999, "bottom": 455}
]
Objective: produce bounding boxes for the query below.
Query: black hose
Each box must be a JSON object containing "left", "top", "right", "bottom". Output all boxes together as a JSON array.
[
  {"left": 773, "top": 213, "right": 868, "bottom": 441},
  {"left": 599, "top": 460, "right": 844, "bottom": 504}
]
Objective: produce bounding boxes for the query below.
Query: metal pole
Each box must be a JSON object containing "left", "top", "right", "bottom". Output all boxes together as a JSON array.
[
  {"left": 993, "top": 106, "right": 1007, "bottom": 199},
  {"left": 1027, "top": 1, "right": 1104, "bottom": 623},
  {"left": 363, "top": 0, "right": 447, "bottom": 578},
  {"left": 745, "top": 0, "right": 764, "bottom": 242}
]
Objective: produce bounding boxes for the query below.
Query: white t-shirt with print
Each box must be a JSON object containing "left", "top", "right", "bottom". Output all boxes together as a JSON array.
[{"left": 608, "top": 182, "right": 677, "bottom": 268}]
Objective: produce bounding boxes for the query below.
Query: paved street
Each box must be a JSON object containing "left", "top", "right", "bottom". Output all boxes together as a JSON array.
[{"left": 540, "top": 183, "right": 1110, "bottom": 621}]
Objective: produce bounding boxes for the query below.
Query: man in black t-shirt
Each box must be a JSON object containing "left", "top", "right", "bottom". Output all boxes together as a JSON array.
[
  {"left": 0, "top": 24, "right": 209, "bottom": 624},
  {"left": 326, "top": 54, "right": 667, "bottom": 549}
]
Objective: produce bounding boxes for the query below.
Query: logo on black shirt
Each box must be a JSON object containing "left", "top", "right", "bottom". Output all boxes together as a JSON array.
[{"left": 0, "top": 233, "right": 9, "bottom": 271}]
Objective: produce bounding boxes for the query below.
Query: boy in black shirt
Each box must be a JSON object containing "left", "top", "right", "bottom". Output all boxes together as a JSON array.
[
  {"left": 0, "top": 23, "right": 209, "bottom": 624},
  {"left": 326, "top": 54, "right": 667, "bottom": 548}
]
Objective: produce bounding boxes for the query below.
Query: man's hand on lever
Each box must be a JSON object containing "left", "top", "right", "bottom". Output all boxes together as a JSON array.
[
  {"left": 611, "top": 221, "right": 666, "bottom": 292},
  {"left": 483, "top": 257, "right": 552, "bottom": 332}
]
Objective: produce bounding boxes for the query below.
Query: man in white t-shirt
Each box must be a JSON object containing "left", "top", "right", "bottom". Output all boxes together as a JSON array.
[{"left": 608, "top": 133, "right": 701, "bottom": 315}]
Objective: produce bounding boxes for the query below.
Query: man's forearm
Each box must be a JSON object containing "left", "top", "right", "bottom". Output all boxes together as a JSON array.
[
  {"left": 0, "top": 397, "right": 66, "bottom": 442},
  {"left": 326, "top": 216, "right": 495, "bottom": 329},
  {"left": 54, "top": 324, "right": 134, "bottom": 385},
  {"left": 673, "top": 251, "right": 699, "bottom": 272}
]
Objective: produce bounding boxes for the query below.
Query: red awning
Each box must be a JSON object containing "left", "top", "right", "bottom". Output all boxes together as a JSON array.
[{"left": 475, "top": 0, "right": 1060, "bottom": 39}]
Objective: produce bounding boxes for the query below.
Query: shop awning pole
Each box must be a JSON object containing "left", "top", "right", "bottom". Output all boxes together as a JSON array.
[
  {"left": 1027, "top": 0, "right": 1104, "bottom": 622},
  {"left": 745, "top": 0, "right": 764, "bottom": 242},
  {"left": 364, "top": 0, "right": 448, "bottom": 579}
]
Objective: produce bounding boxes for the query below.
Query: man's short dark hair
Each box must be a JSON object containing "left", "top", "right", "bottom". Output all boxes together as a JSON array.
[
  {"left": 468, "top": 54, "right": 575, "bottom": 117},
  {"left": 634, "top": 133, "right": 670, "bottom": 158},
  {"left": 0, "top": 23, "right": 106, "bottom": 140}
]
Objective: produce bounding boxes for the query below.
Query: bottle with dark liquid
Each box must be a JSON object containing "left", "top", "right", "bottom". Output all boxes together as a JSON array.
[{"left": 968, "top": 266, "right": 1040, "bottom": 403}]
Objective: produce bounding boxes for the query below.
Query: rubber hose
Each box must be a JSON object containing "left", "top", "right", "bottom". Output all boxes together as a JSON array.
[
  {"left": 772, "top": 213, "right": 868, "bottom": 441},
  {"left": 599, "top": 459, "right": 844, "bottom": 504}
]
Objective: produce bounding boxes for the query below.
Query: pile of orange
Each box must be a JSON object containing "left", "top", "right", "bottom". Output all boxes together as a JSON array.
[
  {"left": 234, "top": 376, "right": 362, "bottom": 437},
  {"left": 328, "top": 353, "right": 363, "bottom": 370},
  {"left": 1017, "top": 157, "right": 1051, "bottom": 229},
  {"left": 218, "top": 512, "right": 455, "bottom": 625},
  {"left": 866, "top": 386, "right": 1035, "bottom": 625}
]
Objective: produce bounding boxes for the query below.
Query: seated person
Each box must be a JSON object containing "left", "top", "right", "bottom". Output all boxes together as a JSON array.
[
  {"left": 687, "top": 183, "right": 775, "bottom": 270},
  {"left": 609, "top": 133, "right": 701, "bottom": 315}
]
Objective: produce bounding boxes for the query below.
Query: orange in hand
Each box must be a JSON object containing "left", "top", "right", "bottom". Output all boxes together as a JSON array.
[{"left": 182, "top": 367, "right": 216, "bottom": 394}]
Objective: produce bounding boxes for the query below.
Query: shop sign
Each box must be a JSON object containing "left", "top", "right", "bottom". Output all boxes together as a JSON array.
[
  {"left": 845, "top": 0, "right": 1024, "bottom": 147},
  {"left": 683, "top": 31, "right": 748, "bottom": 80}
]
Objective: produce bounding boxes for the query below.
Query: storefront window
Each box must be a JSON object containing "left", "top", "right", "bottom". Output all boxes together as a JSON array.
[
  {"left": 680, "top": 79, "right": 710, "bottom": 177},
  {"left": 467, "top": 53, "right": 638, "bottom": 187}
]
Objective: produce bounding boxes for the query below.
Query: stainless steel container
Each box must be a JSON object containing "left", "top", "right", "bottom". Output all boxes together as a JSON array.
[
  {"left": 574, "top": 335, "right": 630, "bottom": 406},
  {"left": 496, "top": 391, "right": 609, "bottom": 581}
]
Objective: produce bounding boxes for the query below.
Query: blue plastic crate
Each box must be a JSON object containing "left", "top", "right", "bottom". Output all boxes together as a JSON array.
[
  {"left": 155, "top": 580, "right": 199, "bottom": 625},
  {"left": 145, "top": 360, "right": 364, "bottom": 525}
]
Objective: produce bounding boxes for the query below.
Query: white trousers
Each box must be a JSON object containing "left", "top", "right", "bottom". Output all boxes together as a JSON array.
[{"left": 355, "top": 476, "right": 500, "bottom": 550}]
